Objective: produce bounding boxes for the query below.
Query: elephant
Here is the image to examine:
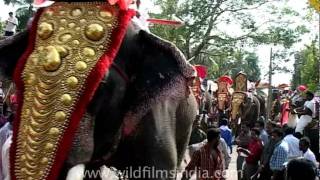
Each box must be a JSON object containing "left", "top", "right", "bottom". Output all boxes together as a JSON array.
[
  {"left": 230, "top": 92, "right": 261, "bottom": 134},
  {"left": 0, "top": 6, "right": 198, "bottom": 180}
]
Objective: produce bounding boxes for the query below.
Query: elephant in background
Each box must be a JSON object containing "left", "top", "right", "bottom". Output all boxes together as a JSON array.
[
  {"left": 0, "top": 16, "right": 197, "bottom": 180},
  {"left": 230, "top": 92, "right": 261, "bottom": 134}
]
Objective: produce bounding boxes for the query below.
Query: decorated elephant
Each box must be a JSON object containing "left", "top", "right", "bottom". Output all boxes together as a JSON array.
[
  {"left": 0, "top": 1, "right": 198, "bottom": 179},
  {"left": 230, "top": 73, "right": 261, "bottom": 134}
]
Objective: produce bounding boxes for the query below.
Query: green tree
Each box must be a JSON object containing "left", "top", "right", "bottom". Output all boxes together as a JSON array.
[
  {"left": 150, "top": 0, "right": 308, "bottom": 78},
  {"left": 292, "top": 40, "right": 319, "bottom": 92}
]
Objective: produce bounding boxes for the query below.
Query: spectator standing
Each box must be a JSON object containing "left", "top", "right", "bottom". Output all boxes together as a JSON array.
[
  {"left": 255, "top": 120, "right": 279, "bottom": 180},
  {"left": 235, "top": 124, "right": 251, "bottom": 180},
  {"left": 287, "top": 158, "right": 317, "bottom": 180},
  {"left": 4, "top": 12, "right": 18, "bottom": 37},
  {"left": 283, "top": 126, "right": 300, "bottom": 160},
  {"left": 182, "top": 128, "right": 225, "bottom": 180},
  {"left": 299, "top": 137, "right": 318, "bottom": 167},
  {"left": 219, "top": 118, "right": 232, "bottom": 153},
  {"left": 255, "top": 120, "right": 269, "bottom": 146},
  {"left": 189, "top": 120, "right": 207, "bottom": 145},
  {"left": 240, "top": 128, "right": 263, "bottom": 180},
  {"left": 269, "top": 128, "right": 288, "bottom": 180}
]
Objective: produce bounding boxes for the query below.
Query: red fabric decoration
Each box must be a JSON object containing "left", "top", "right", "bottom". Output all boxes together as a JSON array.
[
  {"left": 10, "top": 8, "right": 135, "bottom": 180},
  {"left": 194, "top": 65, "right": 207, "bottom": 79},
  {"left": 297, "top": 85, "right": 307, "bottom": 92},
  {"left": 147, "top": 18, "right": 184, "bottom": 26},
  {"left": 108, "top": 0, "right": 133, "bottom": 10},
  {"left": 218, "top": 75, "right": 233, "bottom": 85}
]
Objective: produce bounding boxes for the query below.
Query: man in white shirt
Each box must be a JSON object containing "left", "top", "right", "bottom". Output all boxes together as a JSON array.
[
  {"left": 299, "top": 137, "right": 318, "bottom": 167},
  {"left": 283, "top": 126, "right": 301, "bottom": 160},
  {"left": 4, "top": 12, "right": 18, "bottom": 36},
  {"left": 294, "top": 91, "right": 315, "bottom": 136}
]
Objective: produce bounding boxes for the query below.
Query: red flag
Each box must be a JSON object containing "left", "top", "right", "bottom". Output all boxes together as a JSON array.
[{"left": 194, "top": 65, "right": 207, "bottom": 79}]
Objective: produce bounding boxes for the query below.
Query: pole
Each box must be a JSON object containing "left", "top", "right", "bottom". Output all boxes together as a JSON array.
[
  {"left": 318, "top": 12, "right": 320, "bottom": 156},
  {"left": 267, "top": 47, "right": 273, "bottom": 121}
]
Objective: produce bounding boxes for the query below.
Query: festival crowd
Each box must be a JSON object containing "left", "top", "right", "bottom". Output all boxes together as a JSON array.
[{"left": 183, "top": 84, "right": 319, "bottom": 180}]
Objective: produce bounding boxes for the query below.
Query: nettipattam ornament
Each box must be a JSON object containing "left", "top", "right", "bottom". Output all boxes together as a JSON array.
[{"left": 11, "top": 2, "right": 135, "bottom": 180}]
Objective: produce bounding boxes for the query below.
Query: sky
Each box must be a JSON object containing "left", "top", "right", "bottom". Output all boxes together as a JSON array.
[{"left": 0, "top": 0, "right": 318, "bottom": 86}]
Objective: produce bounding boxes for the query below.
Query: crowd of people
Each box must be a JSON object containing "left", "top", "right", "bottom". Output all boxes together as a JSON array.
[
  {"left": 183, "top": 85, "right": 319, "bottom": 180},
  {"left": 0, "top": 82, "right": 16, "bottom": 180}
]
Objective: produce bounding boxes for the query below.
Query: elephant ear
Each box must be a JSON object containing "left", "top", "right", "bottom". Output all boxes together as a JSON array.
[
  {"left": 122, "top": 30, "right": 195, "bottom": 136},
  {"left": 0, "top": 31, "right": 29, "bottom": 77}
]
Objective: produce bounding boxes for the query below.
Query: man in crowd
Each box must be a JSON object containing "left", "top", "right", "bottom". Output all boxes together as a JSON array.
[
  {"left": 287, "top": 158, "right": 317, "bottom": 180},
  {"left": 4, "top": 12, "right": 18, "bottom": 37},
  {"left": 254, "top": 120, "right": 279, "bottom": 180},
  {"left": 235, "top": 124, "right": 251, "bottom": 180},
  {"left": 283, "top": 126, "right": 300, "bottom": 160},
  {"left": 299, "top": 137, "right": 318, "bottom": 167},
  {"left": 269, "top": 128, "right": 288, "bottom": 180},
  {"left": 219, "top": 118, "right": 232, "bottom": 154},
  {"left": 189, "top": 119, "right": 207, "bottom": 145},
  {"left": 294, "top": 91, "right": 315, "bottom": 138},
  {"left": 183, "top": 128, "right": 225, "bottom": 180},
  {"left": 255, "top": 120, "right": 269, "bottom": 146},
  {"left": 239, "top": 128, "right": 263, "bottom": 180}
]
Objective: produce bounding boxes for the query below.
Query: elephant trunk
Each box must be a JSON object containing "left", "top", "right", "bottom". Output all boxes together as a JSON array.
[{"left": 231, "top": 102, "right": 240, "bottom": 121}]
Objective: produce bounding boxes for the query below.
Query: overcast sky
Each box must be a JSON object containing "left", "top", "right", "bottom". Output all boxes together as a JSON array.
[{"left": 0, "top": 0, "right": 318, "bottom": 86}]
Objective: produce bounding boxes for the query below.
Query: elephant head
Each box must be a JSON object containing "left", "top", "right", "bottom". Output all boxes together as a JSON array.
[
  {"left": 230, "top": 92, "right": 246, "bottom": 120},
  {"left": 0, "top": 5, "right": 197, "bottom": 179}
]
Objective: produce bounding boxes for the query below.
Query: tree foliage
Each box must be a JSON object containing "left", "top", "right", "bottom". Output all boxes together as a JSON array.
[
  {"left": 291, "top": 40, "right": 319, "bottom": 92},
  {"left": 150, "top": 0, "right": 308, "bottom": 79}
]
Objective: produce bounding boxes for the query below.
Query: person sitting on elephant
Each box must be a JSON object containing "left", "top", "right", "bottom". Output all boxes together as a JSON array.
[
  {"left": 183, "top": 128, "right": 225, "bottom": 180},
  {"left": 294, "top": 91, "right": 315, "bottom": 137},
  {"left": 189, "top": 119, "right": 207, "bottom": 145}
]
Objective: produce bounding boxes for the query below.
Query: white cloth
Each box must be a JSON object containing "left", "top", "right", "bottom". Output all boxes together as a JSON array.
[
  {"left": 0, "top": 123, "right": 12, "bottom": 180},
  {"left": 295, "top": 100, "right": 315, "bottom": 133},
  {"left": 4, "top": 16, "right": 18, "bottom": 32},
  {"left": 303, "top": 148, "right": 318, "bottom": 167},
  {"left": 2, "top": 134, "right": 12, "bottom": 180},
  {"left": 0, "top": 88, "right": 4, "bottom": 98},
  {"left": 283, "top": 134, "right": 301, "bottom": 159}
]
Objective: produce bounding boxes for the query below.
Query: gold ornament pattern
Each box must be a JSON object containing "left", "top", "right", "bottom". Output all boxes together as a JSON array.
[
  {"left": 15, "top": 2, "right": 119, "bottom": 179},
  {"left": 309, "top": 0, "right": 320, "bottom": 12},
  {"left": 235, "top": 73, "right": 247, "bottom": 92}
]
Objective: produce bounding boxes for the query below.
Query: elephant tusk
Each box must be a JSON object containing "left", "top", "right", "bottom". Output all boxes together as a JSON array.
[{"left": 66, "top": 164, "right": 85, "bottom": 180}]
